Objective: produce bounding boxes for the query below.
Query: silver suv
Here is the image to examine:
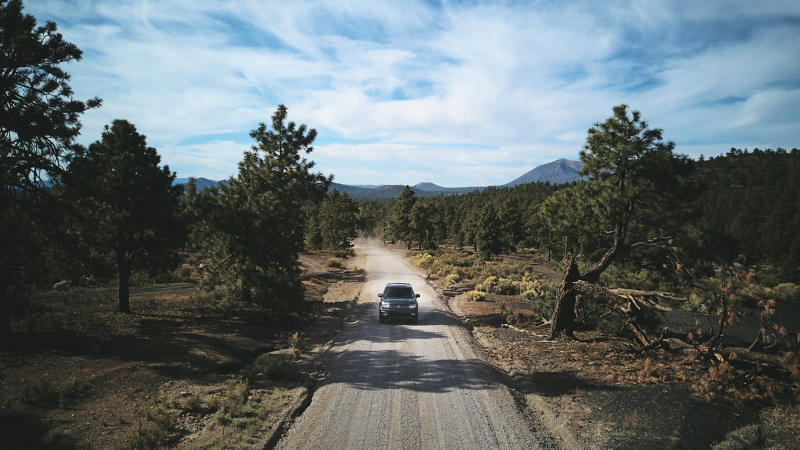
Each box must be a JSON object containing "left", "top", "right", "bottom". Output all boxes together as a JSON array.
[{"left": 378, "top": 283, "right": 419, "bottom": 323}]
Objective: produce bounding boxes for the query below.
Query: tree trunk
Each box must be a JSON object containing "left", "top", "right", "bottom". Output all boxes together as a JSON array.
[
  {"left": 0, "top": 272, "right": 11, "bottom": 336},
  {"left": 549, "top": 255, "right": 581, "bottom": 339},
  {"left": 118, "top": 256, "right": 131, "bottom": 313}
]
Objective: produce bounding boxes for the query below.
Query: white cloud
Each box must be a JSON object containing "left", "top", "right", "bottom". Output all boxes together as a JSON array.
[{"left": 26, "top": 0, "right": 800, "bottom": 185}]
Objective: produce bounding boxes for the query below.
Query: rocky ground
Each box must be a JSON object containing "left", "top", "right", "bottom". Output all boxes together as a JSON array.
[{"left": 0, "top": 251, "right": 364, "bottom": 450}]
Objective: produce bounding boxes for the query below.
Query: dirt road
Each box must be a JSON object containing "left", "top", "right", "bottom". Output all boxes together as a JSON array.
[{"left": 274, "top": 243, "right": 558, "bottom": 449}]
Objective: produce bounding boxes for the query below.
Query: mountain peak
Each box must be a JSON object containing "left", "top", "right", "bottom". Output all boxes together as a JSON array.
[{"left": 504, "top": 159, "right": 584, "bottom": 187}]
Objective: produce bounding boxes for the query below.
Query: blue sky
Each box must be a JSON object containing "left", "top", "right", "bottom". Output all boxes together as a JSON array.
[{"left": 29, "top": 0, "right": 800, "bottom": 186}]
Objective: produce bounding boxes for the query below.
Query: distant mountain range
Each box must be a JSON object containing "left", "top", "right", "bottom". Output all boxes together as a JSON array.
[
  {"left": 327, "top": 159, "right": 583, "bottom": 199},
  {"left": 174, "top": 159, "right": 584, "bottom": 199}
]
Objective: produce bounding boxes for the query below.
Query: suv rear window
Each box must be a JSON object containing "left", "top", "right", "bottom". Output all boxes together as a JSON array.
[{"left": 383, "top": 286, "right": 413, "bottom": 298}]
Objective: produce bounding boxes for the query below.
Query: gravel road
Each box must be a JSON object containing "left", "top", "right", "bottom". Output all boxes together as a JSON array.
[{"left": 274, "top": 243, "right": 559, "bottom": 450}]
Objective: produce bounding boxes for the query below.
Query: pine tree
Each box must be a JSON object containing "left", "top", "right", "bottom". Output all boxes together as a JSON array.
[
  {"left": 475, "top": 203, "right": 502, "bottom": 260},
  {"left": 0, "top": 0, "right": 101, "bottom": 333},
  {"left": 319, "top": 188, "right": 359, "bottom": 250},
  {"left": 200, "top": 105, "right": 330, "bottom": 316},
  {"left": 388, "top": 186, "right": 417, "bottom": 249},
  {"left": 547, "top": 105, "right": 693, "bottom": 341},
  {"left": 306, "top": 208, "right": 324, "bottom": 251},
  {"left": 409, "top": 201, "right": 431, "bottom": 249},
  {"left": 64, "top": 120, "right": 184, "bottom": 313}
]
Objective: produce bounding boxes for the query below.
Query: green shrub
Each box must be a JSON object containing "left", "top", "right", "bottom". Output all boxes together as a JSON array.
[
  {"left": 773, "top": 283, "right": 799, "bottom": 302},
  {"left": 520, "top": 280, "right": 546, "bottom": 300},
  {"left": 410, "top": 253, "right": 435, "bottom": 270},
  {"left": 288, "top": 332, "right": 310, "bottom": 358},
  {"left": 53, "top": 280, "right": 70, "bottom": 292},
  {"left": 462, "top": 291, "right": 486, "bottom": 301},
  {"left": 445, "top": 274, "right": 461, "bottom": 285},
  {"left": 207, "top": 395, "right": 220, "bottom": 412},
  {"left": 184, "top": 394, "right": 202, "bottom": 411},
  {"left": 325, "top": 258, "right": 342, "bottom": 268},
  {"left": 21, "top": 375, "right": 57, "bottom": 405},
  {"left": 222, "top": 380, "right": 250, "bottom": 417},
  {"left": 493, "top": 278, "right": 517, "bottom": 295},
  {"left": 253, "top": 354, "right": 299, "bottom": 381},
  {"left": 501, "top": 304, "right": 517, "bottom": 324},
  {"left": 42, "top": 426, "right": 74, "bottom": 449},
  {"left": 122, "top": 420, "right": 169, "bottom": 450},
  {"left": 595, "top": 310, "right": 628, "bottom": 335}
]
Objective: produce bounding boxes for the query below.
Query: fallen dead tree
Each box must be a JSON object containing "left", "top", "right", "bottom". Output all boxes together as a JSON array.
[{"left": 549, "top": 254, "right": 682, "bottom": 347}]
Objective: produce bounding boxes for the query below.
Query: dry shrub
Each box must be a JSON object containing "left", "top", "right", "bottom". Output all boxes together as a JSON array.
[
  {"left": 637, "top": 358, "right": 669, "bottom": 384},
  {"left": 622, "top": 410, "right": 640, "bottom": 430},
  {"left": 693, "top": 359, "right": 797, "bottom": 408}
]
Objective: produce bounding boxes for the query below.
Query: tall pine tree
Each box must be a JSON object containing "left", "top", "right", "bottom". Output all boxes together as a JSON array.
[
  {"left": 201, "top": 105, "right": 330, "bottom": 316},
  {"left": 64, "top": 120, "right": 183, "bottom": 313}
]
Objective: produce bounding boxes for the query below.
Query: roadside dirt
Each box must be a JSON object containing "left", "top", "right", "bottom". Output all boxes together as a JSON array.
[
  {"left": 446, "top": 292, "right": 800, "bottom": 449},
  {"left": 0, "top": 251, "right": 365, "bottom": 450}
]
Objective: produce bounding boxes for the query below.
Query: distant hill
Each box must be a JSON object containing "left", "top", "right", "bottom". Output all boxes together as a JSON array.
[
  {"left": 414, "top": 182, "right": 443, "bottom": 191},
  {"left": 414, "top": 182, "right": 484, "bottom": 195},
  {"left": 504, "top": 159, "right": 583, "bottom": 187},
  {"left": 328, "top": 182, "right": 372, "bottom": 197},
  {"left": 328, "top": 183, "right": 436, "bottom": 200},
  {"left": 174, "top": 177, "right": 223, "bottom": 191}
]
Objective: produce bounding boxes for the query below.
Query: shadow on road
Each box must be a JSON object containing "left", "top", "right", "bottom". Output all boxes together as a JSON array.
[{"left": 323, "top": 348, "right": 498, "bottom": 394}]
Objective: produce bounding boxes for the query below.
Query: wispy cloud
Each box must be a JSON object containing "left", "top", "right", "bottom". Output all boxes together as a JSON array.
[{"left": 28, "top": 0, "right": 800, "bottom": 186}]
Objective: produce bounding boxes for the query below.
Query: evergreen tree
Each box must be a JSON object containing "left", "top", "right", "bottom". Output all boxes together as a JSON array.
[
  {"left": 409, "top": 201, "right": 432, "bottom": 249},
  {"left": 180, "top": 177, "right": 220, "bottom": 252},
  {"left": 64, "top": 120, "right": 184, "bottom": 313},
  {"left": 200, "top": 105, "right": 330, "bottom": 316},
  {"left": 475, "top": 203, "right": 502, "bottom": 260},
  {"left": 319, "top": 188, "right": 359, "bottom": 250},
  {"left": 306, "top": 208, "right": 323, "bottom": 251},
  {"left": 0, "top": 0, "right": 101, "bottom": 333},
  {"left": 548, "top": 105, "right": 693, "bottom": 340},
  {"left": 388, "top": 186, "right": 417, "bottom": 249},
  {"left": 498, "top": 197, "right": 523, "bottom": 252}
]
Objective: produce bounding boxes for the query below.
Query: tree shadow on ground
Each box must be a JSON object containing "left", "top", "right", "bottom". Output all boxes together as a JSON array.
[
  {"left": 581, "top": 384, "right": 761, "bottom": 450},
  {"left": 320, "top": 348, "right": 499, "bottom": 394},
  {"left": 3, "top": 306, "right": 296, "bottom": 383},
  {"left": 513, "top": 370, "right": 622, "bottom": 398}
]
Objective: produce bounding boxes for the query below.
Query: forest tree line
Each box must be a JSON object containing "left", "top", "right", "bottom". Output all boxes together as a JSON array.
[{"left": 359, "top": 146, "right": 800, "bottom": 284}]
